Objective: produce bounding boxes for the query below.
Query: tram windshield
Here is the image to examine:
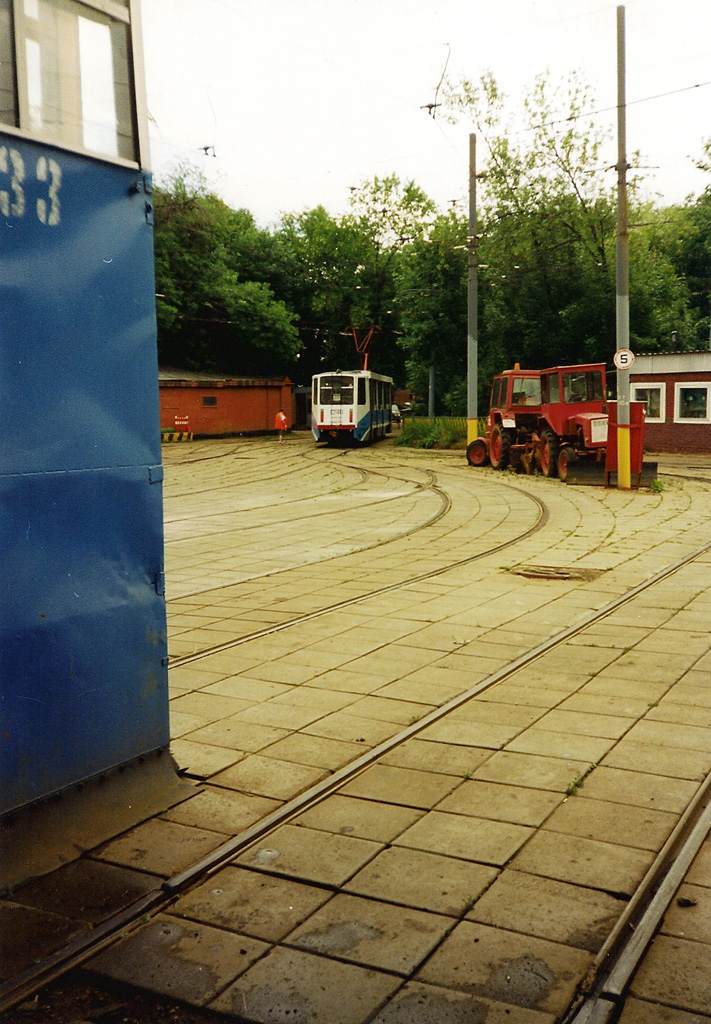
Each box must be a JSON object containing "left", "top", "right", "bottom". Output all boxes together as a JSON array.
[{"left": 319, "top": 376, "right": 354, "bottom": 405}]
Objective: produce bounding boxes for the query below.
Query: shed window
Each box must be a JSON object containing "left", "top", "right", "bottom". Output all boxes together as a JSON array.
[
  {"left": 631, "top": 383, "right": 665, "bottom": 423},
  {"left": 202, "top": 396, "right": 217, "bottom": 407},
  {"left": 675, "top": 383, "right": 710, "bottom": 423}
]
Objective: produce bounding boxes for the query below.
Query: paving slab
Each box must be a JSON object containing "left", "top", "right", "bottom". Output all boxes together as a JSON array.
[
  {"left": 209, "top": 945, "right": 401, "bottom": 1023},
  {"left": 169, "top": 691, "right": 255, "bottom": 721},
  {"left": 418, "top": 717, "right": 521, "bottom": 749},
  {"left": 415, "top": 920, "right": 592, "bottom": 1016},
  {"left": 505, "top": 726, "right": 616, "bottom": 762},
  {"left": 370, "top": 981, "right": 557, "bottom": 1023},
  {"left": 162, "top": 787, "right": 282, "bottom": 835},
  {"left": 301, "top": 711, "right": 399, "bottom": 745},
  {"left": 0, "top": 902, "right": 88, "bottom": 979},
  {"left": 174, "top": 866, "right": 333, "bottom": 941},
  {"left": 435, "top": 779, "right": 564, "bottom": 826},
  {"left": 629, "top": 934, "right": 711, "bottom": 1017},
  {"left": 618, "top": 996, "right": 711, "bottom": 1024},
  {"left": 236, "top": 823, "right": 383, "bottom": 886},
  {"left": 510, "top": 829, "right": 654, "bottom": 895},
  {"left": 379, "top": 738, "right": 490, "bottom": 776},
  {"left": 92, "top": 818, "right": 230, "bottom": 876},
  {"left": 601, "top": 738, "right": 711, "bottom": 781},
  {"left": 659, "top": 882, "right": 711, "bottom": 943},
  {"left": 259, "top": 731, "right": 367, "bottom": 770},
  {"left": 472, "top": 750, "right": 591, "bottom": 792},
  {"left": 170, "top": 738, "right": 245, "bottom": 777},
  {"left": 577, "top": 765, "right": 699, "bottom": 813},
  {"left": 343, "top": 845, "right": 498, "bottom": 916},
  {"left": 9, "top": 859, "right": 162, "bottom": 923},
  {"left": 339, "top": 763, "right": 460, "bottom": 809},
  {"left": 291, "top": 794, "right": 424, "bottom": 843},
  {"left": 86, "top": 913, "right": 268, "bottom": 1005},
  {"left": 185, "top": 716, "right": 290, "bottom": 752},
  {"left": 230, "top": 701, "right": 329, "bottom": 730},
  {"left": 542, "top": 794, "right": 678, "bottom": 851},
  {"left": 392, "top": 810, "right": 532, "bottom": 865},
  {"left": 210, "top": 754, "right": 329, "bottom": 800},
  {"left": 285, "top": 892, "right": 451, "bottom": 973},
  {"left": 467, "top": 869, "right": 623, "bottom": 952}
]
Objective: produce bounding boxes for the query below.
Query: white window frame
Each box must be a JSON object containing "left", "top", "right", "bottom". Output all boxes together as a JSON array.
[
  {"left": 631, "top": 382, "right": 666, "bottom": 423},
  {"left": 674, "top": 381, "right": 711, "bottom": 424}
]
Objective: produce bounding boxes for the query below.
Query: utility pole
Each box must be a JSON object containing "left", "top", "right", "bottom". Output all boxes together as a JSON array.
[
  {"left": 467, "top": 133, "right": 479, "bottom": 441},
  {"left": 615, "top": 5, "right": 632, "bottom": 489}
]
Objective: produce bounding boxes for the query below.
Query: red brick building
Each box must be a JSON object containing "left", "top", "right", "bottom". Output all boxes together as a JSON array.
[
  {"left": 159, "top": 368, "right": 294, "bottom": 437},
  {"left": 630, "top": 351, "right": 711, "bottom": 453}
]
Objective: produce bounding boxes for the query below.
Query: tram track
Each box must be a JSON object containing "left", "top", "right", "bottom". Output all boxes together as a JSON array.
[
  {"left": 4, "top": 532, "right": 711, "bottom": 1015},
  {"left": 168, "top": 483, "right": 544, "bottom": 668}
]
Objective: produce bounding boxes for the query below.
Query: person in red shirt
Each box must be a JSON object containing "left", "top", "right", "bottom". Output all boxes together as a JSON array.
[{"left": 274, "top": 408, "right": 288, "bottom": 442}]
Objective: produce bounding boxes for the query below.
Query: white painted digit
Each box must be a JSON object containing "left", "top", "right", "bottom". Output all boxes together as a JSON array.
[
  {"left": 0, "top": 146, "right": 26, "bottom": 218},
  {"left": 36, "top": 156, "right": 61, "bottom": 226}
]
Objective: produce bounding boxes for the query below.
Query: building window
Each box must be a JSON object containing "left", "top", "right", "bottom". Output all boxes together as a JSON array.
[
  {"left": 674, "top": 383, "right": 710, "bottom": 423},
  {"left": 631, "top": 383, "right": 665, "bottom": 423},
  {"left": 202, "top": 396, "right": 217, "bottom": 407}
]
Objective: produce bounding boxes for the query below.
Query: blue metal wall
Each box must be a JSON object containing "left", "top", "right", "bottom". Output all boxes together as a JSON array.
[{"left": 0, "top": 135, "right": 169, "bottom": 813}]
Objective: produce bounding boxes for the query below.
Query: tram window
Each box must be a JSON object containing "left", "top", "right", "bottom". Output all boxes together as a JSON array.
[
  {"left": 357, "top": 377, "right": 366, "bottom": 404},
  {"left": 14, "top": 0, "right": 136, "bottom": 160},
  {"left": 0, "top": 0, "right": 18, "bottom": 127},
  {"left": 320, "top": 375, "right": 353, "bottom": 405}
]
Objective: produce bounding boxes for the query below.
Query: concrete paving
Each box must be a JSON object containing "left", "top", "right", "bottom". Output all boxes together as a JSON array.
[{"left": 5, "top": 436, "right": 711, "bottom": 1022}]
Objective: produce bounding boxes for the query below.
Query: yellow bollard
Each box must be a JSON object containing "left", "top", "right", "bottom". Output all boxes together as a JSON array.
[{"left": 617, "top": 424, "right": 631, "bottom": 490}]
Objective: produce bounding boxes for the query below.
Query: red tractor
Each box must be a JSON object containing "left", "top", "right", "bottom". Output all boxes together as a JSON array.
[{"left": 467, "top": 363, "right": 610, "bottom": 481}]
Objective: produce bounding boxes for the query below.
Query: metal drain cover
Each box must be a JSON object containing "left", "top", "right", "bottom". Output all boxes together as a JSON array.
[{"left": 512, "top": 565, "right": 603, "bottom": 581}]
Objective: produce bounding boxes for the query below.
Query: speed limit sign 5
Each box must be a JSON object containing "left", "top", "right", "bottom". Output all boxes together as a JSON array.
[{"left": 613, "top": 348, "right": 635, "bottom": 370}]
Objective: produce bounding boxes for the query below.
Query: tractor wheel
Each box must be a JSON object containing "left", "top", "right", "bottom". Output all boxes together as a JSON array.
[
  {"left": 557, "top": 445, "right": 578, "bottom": 483},
  {"left": 466, "top": 439, "right": 489, "bottom": 467},
  {"left": 539, "top": 429, "right": 559, "bottom": 478},
  {"left": 489, "top": 424, "right": 511, "bottom": 470}
]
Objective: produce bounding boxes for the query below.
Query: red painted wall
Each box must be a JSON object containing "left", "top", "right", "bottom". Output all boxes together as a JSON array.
[
  {"left": 631, "top": 371, "right": 711, "bottom": 453},
  {"left": 160, "top": 380, "right": 294, "bottom": 436}
]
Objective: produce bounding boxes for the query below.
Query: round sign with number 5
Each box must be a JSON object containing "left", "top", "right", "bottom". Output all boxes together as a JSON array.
[{"left": 613, "top": 348, "right": 635, "bottom": 370}]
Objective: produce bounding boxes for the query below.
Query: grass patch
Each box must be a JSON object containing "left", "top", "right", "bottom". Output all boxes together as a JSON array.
[{"left": 396, "top": 417, "right": 468, "bottom": 449}]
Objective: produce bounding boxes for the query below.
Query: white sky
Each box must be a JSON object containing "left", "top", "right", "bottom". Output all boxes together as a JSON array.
[{"left": 140, "top": 0, "right": 711, "bottom": 227}]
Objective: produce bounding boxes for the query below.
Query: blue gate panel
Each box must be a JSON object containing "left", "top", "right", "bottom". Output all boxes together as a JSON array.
[{"left": 0, "top": 135, "right": 169, "bottom": 813}]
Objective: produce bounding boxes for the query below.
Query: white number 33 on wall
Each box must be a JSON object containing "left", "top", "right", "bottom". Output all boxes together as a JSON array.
[{"left": 0, "top": 147, "right": 62, "bottom": 226}]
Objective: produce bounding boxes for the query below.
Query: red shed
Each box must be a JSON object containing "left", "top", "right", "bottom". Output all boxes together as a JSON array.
[
  {"left": 159, "top": 368, "right": 294, "bottom": 437},
  {"left": 630, "top": 351, "right": 711, "bottom": 453}
]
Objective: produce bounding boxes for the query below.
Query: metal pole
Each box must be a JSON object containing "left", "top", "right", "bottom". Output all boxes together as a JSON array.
[
  {"left": 428, "top": 353, "right": 435, "bottom": 418},
  {"left": 616, "top": 5, "right": 631, "bottom": 488},
  {"left": 467, "top": 133, "right": 479, "bottom": 442}
]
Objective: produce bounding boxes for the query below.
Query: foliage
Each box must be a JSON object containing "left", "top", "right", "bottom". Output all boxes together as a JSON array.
[
  {"left": 396, "top": 417, "right": 467, "bottom": 449},
  {"left": 394, "top": 211, "right": 468, "bottom": 414},
  {"left": 152, "top": 91, "right": 711, "bottom": 395},
  {"left": 153, "top": 167, "right": 300, "bottom": 375}
]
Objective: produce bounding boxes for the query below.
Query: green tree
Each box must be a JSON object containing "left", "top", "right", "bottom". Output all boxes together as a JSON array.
[
  {"left": 153, "top": 168, "right": 300, "bottom": 375},
  {"left": 394, "top": 210, "right": 468, "bottom": 414},
  {"left": 445, "top": 73, "right": 621, "bottom": 377}
]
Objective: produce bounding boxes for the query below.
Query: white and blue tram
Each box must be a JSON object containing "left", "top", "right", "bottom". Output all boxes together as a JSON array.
[{"left": 312, "top": 370, "right": 394, "bottom": 444}]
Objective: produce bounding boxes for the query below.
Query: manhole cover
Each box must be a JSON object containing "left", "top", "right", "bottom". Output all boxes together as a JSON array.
[{"left": 512, "top": 566, "right": 603, "bottom": 581}]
